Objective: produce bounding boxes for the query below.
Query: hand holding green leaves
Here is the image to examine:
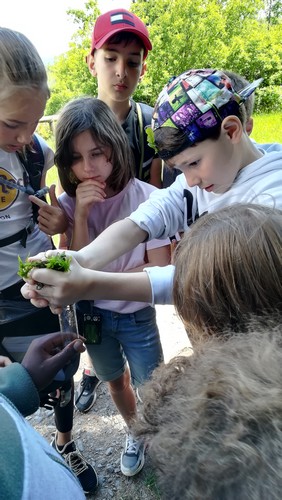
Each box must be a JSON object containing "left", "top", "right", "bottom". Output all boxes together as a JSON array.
[{"left": 18, "top": 253, "right": 72, "bottom": 279}]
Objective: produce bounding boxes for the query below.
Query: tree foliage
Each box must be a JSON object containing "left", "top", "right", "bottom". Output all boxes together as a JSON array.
[{"left": 45, "top": 0, "right": 282, "bottom": 114}]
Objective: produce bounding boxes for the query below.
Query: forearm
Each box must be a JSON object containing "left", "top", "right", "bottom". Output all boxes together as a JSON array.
[
  {"left": 70, "top": 218, "right": 90, "bottom": 250},
  {"left": 77, "top": 218, "right": 148, "bottom": 269},
  {"left": 91, "top": 270, "right": 153, "bottom": 302}
]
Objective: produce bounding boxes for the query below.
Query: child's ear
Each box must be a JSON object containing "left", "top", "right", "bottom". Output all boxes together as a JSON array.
[
  {"left": 221, "top": 116, "right": 243, "bottom": 143},
  {"left": 87, "top": 54, "right": 97, "bottom": 77},
  {"left": 246, "top": 117, "right": 254, "bottom": 136},
  {"left": 139, "top": 61, "right": 147, "bottom": 82}
]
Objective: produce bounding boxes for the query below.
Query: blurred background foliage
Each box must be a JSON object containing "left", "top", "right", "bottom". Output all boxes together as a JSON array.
[{"left": 45, "top": 0, "right": 282, "bottom": 116}]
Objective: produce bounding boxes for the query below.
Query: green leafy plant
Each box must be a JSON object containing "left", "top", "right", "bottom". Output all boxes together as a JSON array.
[
  {"left": 145, "top": 126, "right": 158, "bottom": 154},
  {"left": 18, "top": 252, "right": 71, "bottom": 279}
]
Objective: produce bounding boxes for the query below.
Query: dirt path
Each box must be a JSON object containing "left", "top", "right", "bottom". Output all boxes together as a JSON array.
[{"left": 28, "top": 305, "right": 191, "bottom": 499}]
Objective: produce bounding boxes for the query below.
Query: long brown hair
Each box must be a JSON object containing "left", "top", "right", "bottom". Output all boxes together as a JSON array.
[
  {"left": 173, "top": 203, "right": 282, "bottom": 342},
  {"left": 55, "top": 97, "right": 134, "bottom": 197}
]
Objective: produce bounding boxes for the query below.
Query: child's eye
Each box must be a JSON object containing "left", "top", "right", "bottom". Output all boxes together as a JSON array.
[
  {"left": 71, "top": 156, "right": 80, "bottom": 164},
  {"left": 105, "top": 57, "right": 115, "bottom": 63},
  {"left": 188, "top": 160, "right": 200, "bottom": 168},
  {"left": 3, "top": 122, "right": 18, "bottom": 129},
  {"left": 128, "top": 61, "right": 140, "bottom": 68}
]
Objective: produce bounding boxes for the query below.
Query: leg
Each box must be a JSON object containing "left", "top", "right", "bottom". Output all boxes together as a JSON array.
[
  {"left": 75, "top": 301, "right": 101, "bottom": 413},
  {"left": 108, "top": 366, "right": 137, "bottom": 426},
  {"left": 50, "top": 379, "right": 98, "bottom": 494}
]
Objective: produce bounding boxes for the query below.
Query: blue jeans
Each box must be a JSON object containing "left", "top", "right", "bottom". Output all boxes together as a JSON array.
[{"left": 77, "top": 303, "right": 163, "bottom": 387}]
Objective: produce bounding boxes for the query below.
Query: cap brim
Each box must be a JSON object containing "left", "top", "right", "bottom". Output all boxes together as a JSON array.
[{"left": 93, "top": 27, "right": 152, "bottom": 58}]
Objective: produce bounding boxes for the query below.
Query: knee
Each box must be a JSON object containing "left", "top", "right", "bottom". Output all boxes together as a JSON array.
[{"left": 109, "top": 367, "right": 131, "bottom": 394}]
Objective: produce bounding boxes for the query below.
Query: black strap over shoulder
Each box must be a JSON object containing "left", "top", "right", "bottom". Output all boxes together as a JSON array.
[
  {"left": 16, "top": 135, "right": 45, "bottom": 222},
  {"left": 136, "top": 102, "right": 155, "bottom": 182}
]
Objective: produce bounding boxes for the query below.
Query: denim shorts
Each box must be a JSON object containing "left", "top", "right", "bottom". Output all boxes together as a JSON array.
[{"left": 77, "top": 303, "right": 163, "bottom": 386}]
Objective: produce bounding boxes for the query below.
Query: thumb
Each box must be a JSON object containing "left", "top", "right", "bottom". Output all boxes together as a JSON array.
[
  {"left": 48, "top": 184, "right": 60, "bottom": 207},
  {"left": 45, "top": 339, "right": 85, "bottom": 377}
]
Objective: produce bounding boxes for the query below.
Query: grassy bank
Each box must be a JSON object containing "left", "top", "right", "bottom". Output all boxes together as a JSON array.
[{"left": 252, "top": 112, "right": 282, "bottom": 144}]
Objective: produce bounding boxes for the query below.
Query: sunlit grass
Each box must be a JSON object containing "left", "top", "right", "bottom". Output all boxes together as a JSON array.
[{"left": 252, "top": 112, "right": 282, "bottom": 144}]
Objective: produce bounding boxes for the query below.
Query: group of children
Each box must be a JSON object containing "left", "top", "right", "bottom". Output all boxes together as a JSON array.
[{"left": 0, "top": 6, "right": 282, "bottom": 499}]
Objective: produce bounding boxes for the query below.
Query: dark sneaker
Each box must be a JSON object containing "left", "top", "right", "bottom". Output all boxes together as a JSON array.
[
  {"left": 75, "top": 373, "right": 102, "bottom": 413},
  {"left": 51, "top": 434, "right": 98, "bottom": 494},
  {"left": 120, "top": 432, "right": 145, "bottom": 477}
]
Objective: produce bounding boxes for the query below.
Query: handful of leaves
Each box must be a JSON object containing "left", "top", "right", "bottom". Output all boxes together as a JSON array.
[{"left": 18, "top": 252, "right": 72, "bottom": 279}]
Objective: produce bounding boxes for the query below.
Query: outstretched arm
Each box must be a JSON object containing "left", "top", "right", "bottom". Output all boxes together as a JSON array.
[
  {"left": 21, "top": 257, "right": 153, "bottom": 313},
  {"left": 76, "top": 218, "right": 148, "bottom": 269}
]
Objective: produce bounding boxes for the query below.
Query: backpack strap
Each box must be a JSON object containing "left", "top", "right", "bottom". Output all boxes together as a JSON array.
[
  {"left": 17, "top": 135, "right": 45, "bottom": 223},
  {"left": 136, "top": 103, "right": 144, "bottom": 180},
  {"left": 136, "top": 102, "right": 155, "bottom": 183}
]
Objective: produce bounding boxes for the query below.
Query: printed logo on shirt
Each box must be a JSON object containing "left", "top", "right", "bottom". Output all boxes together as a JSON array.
[{"left": 0, "top": 168, "right": 20, "bottom": 210}]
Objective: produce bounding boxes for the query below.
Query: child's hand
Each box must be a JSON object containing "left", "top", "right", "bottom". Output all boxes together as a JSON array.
[
  {"left": 74, "top": 179, "right": 106, "bottom": 218},
  {"left": 21, "top": 253, "right": 87, "bottom": 312},
  {"left": 21, "top": 331, "right": 86, "bottom": 390},
  {"left": 29, "top": 185, "right": 68, "bottom": 235}
]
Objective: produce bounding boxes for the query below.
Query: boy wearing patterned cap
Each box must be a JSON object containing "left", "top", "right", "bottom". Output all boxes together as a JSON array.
[{"left": 38, "top": 68, "right": 282, "bottom": 304}]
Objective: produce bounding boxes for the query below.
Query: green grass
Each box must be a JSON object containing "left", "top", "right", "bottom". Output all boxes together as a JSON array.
[{"left": 252, "top": 112, "right": 282, "bottom": 144}]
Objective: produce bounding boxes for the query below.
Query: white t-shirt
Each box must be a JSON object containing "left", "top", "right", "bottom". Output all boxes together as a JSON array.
[{"left": 0, "top": 135, "right": 54, "bottom": 290}]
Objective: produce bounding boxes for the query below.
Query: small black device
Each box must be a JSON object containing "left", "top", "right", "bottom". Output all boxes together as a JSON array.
[{"left": 83, "top": 313, "right": 102, "bottom": 344}]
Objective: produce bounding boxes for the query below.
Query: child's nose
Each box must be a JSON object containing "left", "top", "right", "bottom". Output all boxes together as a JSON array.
[
  {"left": 16, "top": 128, "right": 33, "bottom": 145},
  {"left": 184, "top": 171, "right": 201, "bottom": 188},
  {"left": 116, "top": 61, "right": 127, "bottom": 79},
  {"left": 83, "top": 158, "right": 95, "bottom": 172}
]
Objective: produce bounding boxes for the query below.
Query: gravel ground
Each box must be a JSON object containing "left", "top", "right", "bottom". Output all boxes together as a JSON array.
[{"left": 28, "top": 305, "right": 192, "bottom": 499}]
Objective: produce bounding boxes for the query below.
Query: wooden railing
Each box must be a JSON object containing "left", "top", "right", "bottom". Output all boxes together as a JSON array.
[{"left": 39, "top": 115, "right": 58, "bottom": 133}]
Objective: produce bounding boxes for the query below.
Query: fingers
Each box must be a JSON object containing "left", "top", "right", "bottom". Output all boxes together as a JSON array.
[
  {"left": 48, "top": 184, "right": 60, "bottom": 207},
  {"left": 50, "top": 305, "right": 63, "bottom": 315},
  {"left": 29, "top": 195, "right": 47, "bottom": 208},
  {"left": 21, "top": 332, "right": 86, "bottom": 390}
]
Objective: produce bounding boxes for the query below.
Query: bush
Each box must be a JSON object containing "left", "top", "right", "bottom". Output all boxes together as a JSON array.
[{"left": 254, "top": 85, "right": 282, "bottom": 113}]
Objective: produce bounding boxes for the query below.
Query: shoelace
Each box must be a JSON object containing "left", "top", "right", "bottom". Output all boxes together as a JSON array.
[
  {"left": 64, "top": 450, "right": 88, "bottom": 475},
  {"left": 125, "top": 434, "right": 139, "bottom": 455},
  {"left": 75, "top": 376, "right": 93, "bottom": 405}
]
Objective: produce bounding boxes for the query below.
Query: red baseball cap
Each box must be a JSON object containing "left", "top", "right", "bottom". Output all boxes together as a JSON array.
[{"left": 91, "top": 9, "right": 152, "bottom": 59}]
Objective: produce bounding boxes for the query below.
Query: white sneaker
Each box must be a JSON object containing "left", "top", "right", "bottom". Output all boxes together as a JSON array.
[{"left": 120, "top": 432, "right": 145, "bottom": 476}]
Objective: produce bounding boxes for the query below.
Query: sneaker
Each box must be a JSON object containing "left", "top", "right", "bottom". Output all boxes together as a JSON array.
[
  {"left": 136, "top": 387, "right": 143, "bottom": 404},
  {"left": 75, "top": 372, "right": 102, "bottom": 413},
  {"left": 51, "top": 434, "right": 98, "bottom": 494},
  {"left": 120, "top": 432, "right": 145, "bottom": 477}
]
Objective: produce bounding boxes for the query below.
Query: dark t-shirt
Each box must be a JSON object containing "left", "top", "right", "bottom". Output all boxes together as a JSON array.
[{"left": 121, "top": 100, "right": 155, "bottom": 183}]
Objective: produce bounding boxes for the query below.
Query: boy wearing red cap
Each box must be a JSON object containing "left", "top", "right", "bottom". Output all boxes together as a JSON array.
[{"left": 87, "top": 9, "right": 161, "bottom": 186}]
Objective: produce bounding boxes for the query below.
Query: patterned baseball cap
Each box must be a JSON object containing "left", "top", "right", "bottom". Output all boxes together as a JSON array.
[
  {"left": 152, "top": 69, "right": 262, "bottom": 159},
  {"left": 91, "top": 9, "right": 152, "bottom": 59}
]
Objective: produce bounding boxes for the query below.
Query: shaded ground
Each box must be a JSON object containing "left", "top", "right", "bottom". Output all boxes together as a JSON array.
[{"left": 28, "top": 305, "right": 191, "bottom": 499}]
